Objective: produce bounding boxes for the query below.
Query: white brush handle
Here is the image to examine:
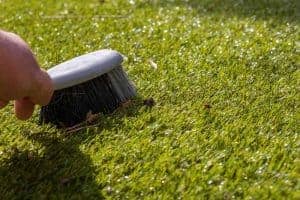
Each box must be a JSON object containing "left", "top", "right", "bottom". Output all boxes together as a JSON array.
[{"left": 48, "top": 49, "right": 123, "bottom": 90}]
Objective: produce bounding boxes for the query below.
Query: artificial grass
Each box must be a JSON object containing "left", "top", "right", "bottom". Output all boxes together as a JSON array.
[{"left": 0, "top": 0, "right": 299, "bottom": 199}]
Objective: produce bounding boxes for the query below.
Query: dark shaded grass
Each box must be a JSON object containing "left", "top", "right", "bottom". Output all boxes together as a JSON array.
[
  {"left": 0, "top": 98, "right": 144, "bottom": 199},
  {"left": 138, "top": 0, "right": 299, "bottom": 23}
]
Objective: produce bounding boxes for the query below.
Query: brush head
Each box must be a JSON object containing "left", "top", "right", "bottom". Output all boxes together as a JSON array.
[
  {"left": 49, "top": 49, "right": 123, "bottom": 90},
  {"left": 40, "top": 50, "right": 136, "bottom": 127}
]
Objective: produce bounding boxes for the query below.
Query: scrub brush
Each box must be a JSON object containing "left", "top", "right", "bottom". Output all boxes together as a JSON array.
[{"left": 40, "top": 49, "right": 136, "bottom": 127}]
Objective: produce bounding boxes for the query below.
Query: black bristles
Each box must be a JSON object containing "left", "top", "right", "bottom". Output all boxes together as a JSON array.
[{"left": 40, "top": 66, "right": 136, "bottom": 127}]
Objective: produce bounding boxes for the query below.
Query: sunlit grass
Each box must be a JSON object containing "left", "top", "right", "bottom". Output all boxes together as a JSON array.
[{"left": 0, "top": 0, "right": 299, "bottom": 199}]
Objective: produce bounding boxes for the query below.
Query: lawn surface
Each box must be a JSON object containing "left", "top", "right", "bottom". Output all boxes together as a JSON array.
[{"left": 0, "top": 0, "right": 299, "bottom": 199}]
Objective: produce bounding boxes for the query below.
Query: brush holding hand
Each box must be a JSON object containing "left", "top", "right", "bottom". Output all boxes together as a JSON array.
[
  {"left": 0, "top": 30, "right": 54, "bottom": 120},
  {"left": 0, "top": 30, "right": 136, "bottom": 127}
]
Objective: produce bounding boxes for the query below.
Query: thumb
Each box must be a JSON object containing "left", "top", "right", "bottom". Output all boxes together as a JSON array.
[
  {"left": 30, "top": 70, "right": 54, "bottom": 106},
  {"left": 14, "top": 98, "right": 35, "bottom": 120}
]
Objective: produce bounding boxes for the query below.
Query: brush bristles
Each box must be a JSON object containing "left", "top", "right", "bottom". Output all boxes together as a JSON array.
[{"left": 40, "top": 66, "right": 136, "bottom": 127}]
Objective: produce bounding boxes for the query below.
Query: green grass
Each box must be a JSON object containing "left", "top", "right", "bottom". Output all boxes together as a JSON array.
[{"left": 0, "top": 0, "right": 299, "bottom": 199}]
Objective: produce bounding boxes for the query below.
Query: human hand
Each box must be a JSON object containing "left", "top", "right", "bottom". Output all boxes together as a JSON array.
[{"left": 0, "top": 30, "right": 54, "bottom": 120}]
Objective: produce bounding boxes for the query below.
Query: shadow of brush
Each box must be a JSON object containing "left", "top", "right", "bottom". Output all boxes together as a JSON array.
[
  {"left": 0, "top": 99, "right": 145, "bottom": 199},
  {"left": 64, "top": 95, "right": 146, "bottom": 134},
  {"left": 92, "top": 96, "right": 151, "bottom": 130}
]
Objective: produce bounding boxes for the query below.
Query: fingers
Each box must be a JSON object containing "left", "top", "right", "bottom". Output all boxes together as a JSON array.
[
  {"left": 0, "top": 100, "right": 8, "bottom": 109},
  {"left": 30, "top": 70, "right": 54, "bottom": 106},
  {"left": 1, "top": 70, "right": 53, "bottom": 120},
  {"left": 14, "top": 97, "right": 35, "bottom": 120}
]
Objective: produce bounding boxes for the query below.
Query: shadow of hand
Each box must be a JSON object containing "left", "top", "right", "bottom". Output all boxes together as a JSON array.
[
  {"left": 0, "top": 131, "right": 104, "bottom": 199},
  {"left": 0, "top": 98, "right": 144, "bottom": 199}
]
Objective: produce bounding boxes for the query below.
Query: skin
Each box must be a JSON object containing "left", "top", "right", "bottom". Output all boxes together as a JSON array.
[{"left": 0, "top": 30, "right": 54, "bottom": 120}]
